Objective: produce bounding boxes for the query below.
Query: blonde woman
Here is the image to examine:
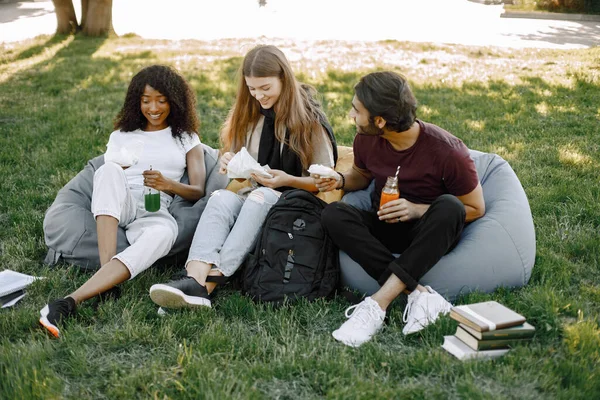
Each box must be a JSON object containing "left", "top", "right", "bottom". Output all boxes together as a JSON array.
[{"left": 149, "top": 45, "right": 336, "bottom": 308}]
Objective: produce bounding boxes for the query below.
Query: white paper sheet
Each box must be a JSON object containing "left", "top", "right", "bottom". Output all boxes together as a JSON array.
[{"left": 0, "top": 270, "right": 43, "bottom": 297}]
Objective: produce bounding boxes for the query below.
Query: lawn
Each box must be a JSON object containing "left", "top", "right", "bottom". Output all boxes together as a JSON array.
[{"left": 0, "top": 34, "right": 599, "bottom": 399}]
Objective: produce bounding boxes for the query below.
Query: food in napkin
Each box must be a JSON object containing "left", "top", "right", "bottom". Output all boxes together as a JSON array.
[
  {"left": 104, "top": 139, "right": 144, "bottom": 167},
  {"left": 227, "top": 147, "right": 273, "bottom": 179},
  {"left": 307, "top": 164, "right": 338, "bottom": 179}
]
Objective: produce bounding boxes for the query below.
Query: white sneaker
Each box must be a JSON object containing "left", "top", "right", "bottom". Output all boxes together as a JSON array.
[
  {"left": 332, "top": 297, "right": 386, "bottom": 347},
  {"left": 402, "top": 286, "right": 452, "bottom": 335}
]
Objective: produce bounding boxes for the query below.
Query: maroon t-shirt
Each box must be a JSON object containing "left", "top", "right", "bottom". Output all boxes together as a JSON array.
[{"left": 353, "top": 120, "right": 479, "bottom": 205}]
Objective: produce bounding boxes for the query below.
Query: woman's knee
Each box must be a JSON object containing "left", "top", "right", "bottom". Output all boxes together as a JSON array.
[
  {"left": 247, "top": 187, "right": 279, "bottom": 205},
  {"left": 94, "top": 162, "right": 125, "bottom": 185},
  {"left": 96, "top": 161, "right": 123, "bottom": 176},
  {"left": 150, "top": 225, "right": 177, "bottom": 247},
  {"left": 206, "top": 189, "right": 241, "bottom": 209}
]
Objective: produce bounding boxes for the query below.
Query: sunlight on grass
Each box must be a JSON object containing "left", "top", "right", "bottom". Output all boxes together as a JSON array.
[
  {"left": 0, "top": 35, "right": 73, "bottom": 84},
  {"left": 2, "top": 36, "right": 600, "bottom": 399},
  {"left": 465, "top": 119, "right": 485, "bottom": 132},
  {"left": 535, "top": 102, "right": 549, "bottom": 116},
  {"left": 555, "top": 105, "right": 577, "bottom": 113},
  {"left": 419, "top": 105, "right": 438, "bottom": 118},
  {"left": 563, "top": 313, "right": 600, "bottom": 360},
  {"left": 491, "top": 142, "right": 525, "bottom": 161},
  {"left": 558, "top": 145, "right": 592, "bottom": 166}
]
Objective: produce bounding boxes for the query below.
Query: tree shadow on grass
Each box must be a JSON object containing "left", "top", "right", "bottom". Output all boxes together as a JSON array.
[
  {"left": 0, "top": 2, "right": 54, "bottom": 24},
  {"left": 0, "top": 34, "right": 70, "bottom": 65},
  {"left": 1, "top": 38, "right": 599, "bottom": 285},
  {"left": 503, "top": 20, "right": 600, "bottom": 48}
]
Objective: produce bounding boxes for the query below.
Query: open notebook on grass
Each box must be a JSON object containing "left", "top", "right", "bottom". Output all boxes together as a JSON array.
[{"left": 0, "top": 269, "right": 44, "bottom": 308}]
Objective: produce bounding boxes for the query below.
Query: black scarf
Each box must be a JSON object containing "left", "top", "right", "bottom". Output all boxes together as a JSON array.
[
  {"left": 257, "top": 107, "right": 303, "bottom": 181},
  {"left": 256, "top": 107, "right": 338, "bottom": 191}
]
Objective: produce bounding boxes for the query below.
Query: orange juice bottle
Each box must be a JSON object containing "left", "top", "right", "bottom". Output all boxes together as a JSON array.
[{"left": 379, "top": 176, "right": 399, "bottom": 209}]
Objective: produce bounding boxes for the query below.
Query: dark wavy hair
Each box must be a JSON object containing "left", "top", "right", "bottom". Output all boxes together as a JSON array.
[
  {"left": 114, "top": 65, "right": 200, "bottom": 138},
  {"left": 354, "top": 71, "right": 417, "bottom": 132}
]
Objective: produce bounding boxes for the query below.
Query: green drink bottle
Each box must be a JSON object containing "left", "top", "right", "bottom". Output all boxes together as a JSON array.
[{"left": 144, "top": 165, "right": 161, "bottom": 212}]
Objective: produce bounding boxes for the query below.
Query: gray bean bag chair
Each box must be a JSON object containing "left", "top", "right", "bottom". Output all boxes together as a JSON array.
[
  {"left": 43, "top": 144, "right": 228, "bottom": 271},
  {"left": 339, "top": 150, "right": 536, "bottom": 302}
]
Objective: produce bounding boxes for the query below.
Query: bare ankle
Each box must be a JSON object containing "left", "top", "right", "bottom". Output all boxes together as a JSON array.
[
  {"left": 369, "top": 295, "right": 388, "bottom": 311},
  {"left": 415, "top": 284, "right": 428, "bottom": 293},
  {"left": 185, "top": 261, "right": 213, "bottom": 285}
]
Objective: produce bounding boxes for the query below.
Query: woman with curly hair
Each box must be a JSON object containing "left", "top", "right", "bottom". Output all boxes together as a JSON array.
[
  {"left": 149, "top": 45, "right": 336, "bottom": 309},
  {"left": 40, "top": 65, "right": 206, "bottom": 337}
]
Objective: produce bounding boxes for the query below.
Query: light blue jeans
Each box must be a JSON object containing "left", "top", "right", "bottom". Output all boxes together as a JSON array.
[{"left": 186, "top": 187, "right": 280, "bottom": 276}]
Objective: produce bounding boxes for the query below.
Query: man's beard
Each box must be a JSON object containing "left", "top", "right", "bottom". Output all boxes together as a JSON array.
[{"left": 356, "top": 120, "right": 384, "bottom": 136}]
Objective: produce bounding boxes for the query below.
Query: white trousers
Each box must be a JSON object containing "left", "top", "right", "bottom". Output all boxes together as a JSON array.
[{"left": 91, "top": 162, "right": 178, "bottom": 279}]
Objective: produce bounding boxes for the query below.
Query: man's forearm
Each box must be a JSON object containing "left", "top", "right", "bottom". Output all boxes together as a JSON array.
[{"left": 338, "top": 170, "right": 370, "bottom": 192}]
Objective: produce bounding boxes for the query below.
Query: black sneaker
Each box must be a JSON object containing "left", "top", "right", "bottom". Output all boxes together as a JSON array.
[
  {"left": 149, "top": 276, "right": 211, "bottom": 309},
  {"left": 39, "top": 297, "right": 76, "bottom": 338}
]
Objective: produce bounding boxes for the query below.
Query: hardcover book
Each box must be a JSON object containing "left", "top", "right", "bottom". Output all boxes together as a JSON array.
[
  {"left": 455, "top": 326, "right": 531, "bottom": 351},
  {"left": 450, "top": 301, "right": 526, "bottom": 332},
  {"left": 442, "top": 335, "right": 510, "bottom": 361},
  {"left": 459, "top": 322, "right": 535, "bottom": 341}
]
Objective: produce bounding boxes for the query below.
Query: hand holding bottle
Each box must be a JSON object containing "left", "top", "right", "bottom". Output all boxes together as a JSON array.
[{"left": 143, "top": 165, "right": 162, "bottom": 212}]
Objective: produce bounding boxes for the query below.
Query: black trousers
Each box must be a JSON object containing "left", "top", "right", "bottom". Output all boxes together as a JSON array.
[{"left": 321, "top": 194, "right": 466, "bottom": 291}]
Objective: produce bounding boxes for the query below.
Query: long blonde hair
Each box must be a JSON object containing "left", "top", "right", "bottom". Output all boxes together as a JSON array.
[{"left": 220, "top": 45, "right": 325, "bottom": 169}]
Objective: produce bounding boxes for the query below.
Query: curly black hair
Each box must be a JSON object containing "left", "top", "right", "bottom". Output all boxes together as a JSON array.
[{"left": 114, "top": 65, "right": 200, "bottom": 138}]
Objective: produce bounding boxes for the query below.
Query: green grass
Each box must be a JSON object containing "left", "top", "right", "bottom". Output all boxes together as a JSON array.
[
  {"left": 1, "top": 34, "right": 599, "bottom": 399},
  {"left": 506, "top": 0, "right": 600, "bottom": 14}
]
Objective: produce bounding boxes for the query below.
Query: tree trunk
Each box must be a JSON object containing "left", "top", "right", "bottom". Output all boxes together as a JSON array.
[
  {"left": 82, "top": 0, "right": 114, "bottom": 37},
  {"left": 52, "top": 0, "right": 78, "bottom": 34},
  {"left": 80, "top": 0, "right": 90, "bottom": 30}
]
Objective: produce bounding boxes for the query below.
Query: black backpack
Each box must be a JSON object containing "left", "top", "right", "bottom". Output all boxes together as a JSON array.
[{"left": 242, "top": 189, "right": 339, "bottom": 304}]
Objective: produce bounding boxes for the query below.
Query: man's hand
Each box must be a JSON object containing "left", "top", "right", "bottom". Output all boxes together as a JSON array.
[
  {"left": 143, "top": 169, "right": 173, "bottom": 193},
  {"left": 251, "top": 169, "right": 291, "bottom": 189},
  {"left": 219, "top": 152, "right": 235, "bottom": 175},
  {"left": 312, "top": 172, "right": 341, "bottom": 193},
  {"left": 378, "top": 198, "right": 429, "bottom": 223}
]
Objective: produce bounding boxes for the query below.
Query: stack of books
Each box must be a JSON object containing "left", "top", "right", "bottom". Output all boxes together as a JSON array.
[{"left": 442, "top": 301, "right": 535, "bottom": 361}]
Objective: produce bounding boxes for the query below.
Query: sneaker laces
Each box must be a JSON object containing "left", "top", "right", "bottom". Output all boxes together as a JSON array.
[
  {"left": 402, "top": 292, "right": 420, "bottom": 323},
  {"left": 344, "top": 301, "right": 382, "bottom": 326},
  {"left": 402, "top": 290, "right": 452, "bottom": 324}
]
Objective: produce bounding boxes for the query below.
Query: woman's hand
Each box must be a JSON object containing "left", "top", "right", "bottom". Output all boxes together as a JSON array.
[
  {"left": 251, "top": 169, "right": 291, "bottom": 189},
  {"left": 377, "top": 198, "right": 429, "bottom": 223},
  {"left": 219, "top": 152, "right": 235, "bottom": 175},
  {"left": 143, "top": 169, "right": 173, "bottom": 193},
  {"left": 312, "top": 172, "right": 341, "bottom": 193}
]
